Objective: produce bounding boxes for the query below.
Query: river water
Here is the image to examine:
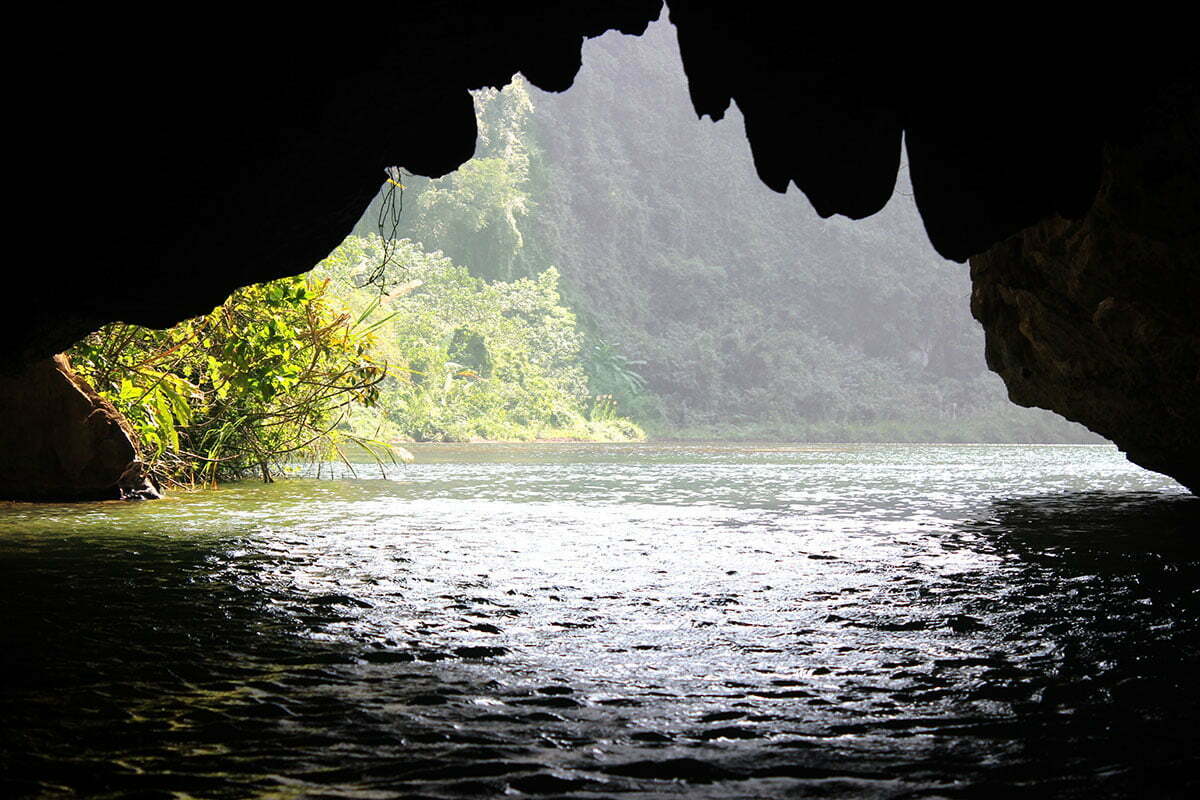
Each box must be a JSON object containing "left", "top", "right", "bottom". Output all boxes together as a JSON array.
[{"left": 2, "top": 443, "right": 1198, "bottom": 798}]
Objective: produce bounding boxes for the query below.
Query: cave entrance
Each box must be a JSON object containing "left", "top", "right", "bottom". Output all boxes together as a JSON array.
[{"left": 332, "top": 17, "right": 1094, "bottom": 453}]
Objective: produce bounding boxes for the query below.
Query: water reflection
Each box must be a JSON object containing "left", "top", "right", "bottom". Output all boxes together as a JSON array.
[
  {"left": 941, "top": 492, "right": 1200, "bottom": 798},
  {"left": 1, "top": 446, "right": 1197, "bottom": 798}
]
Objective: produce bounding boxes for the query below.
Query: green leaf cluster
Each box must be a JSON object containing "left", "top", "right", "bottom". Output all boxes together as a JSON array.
[
  {"left": 68, "top": 275, "right": 388, "bottom": 486},
  {"left": 316, "top": 235, "right": 643, "bottom": 443}
]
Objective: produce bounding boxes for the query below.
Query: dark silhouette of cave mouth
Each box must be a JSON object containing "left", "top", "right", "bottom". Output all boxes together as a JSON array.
[
  {"left": 9, "top": 2, "right": 1164, "bottom": 364},
  {"left": 3, "top": 2, "right": 1198, "bottom": 498}
]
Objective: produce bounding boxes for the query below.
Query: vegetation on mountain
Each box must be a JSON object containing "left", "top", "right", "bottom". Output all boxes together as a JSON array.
[
  {"left": 314, "top": 235, "right": 643, "bottom": 444},
  {"left": 353, "top": 25, "right": 1095, "bottom": 444}
]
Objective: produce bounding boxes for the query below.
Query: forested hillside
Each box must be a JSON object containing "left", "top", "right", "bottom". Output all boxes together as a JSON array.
[{"left": 355, "top": 19, "right": 1096, "bottom": 443}]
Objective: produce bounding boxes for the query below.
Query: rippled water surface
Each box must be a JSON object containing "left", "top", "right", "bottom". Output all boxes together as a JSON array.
[{"left": 2, "top": 443, "right": 1199, "bottom": 798}]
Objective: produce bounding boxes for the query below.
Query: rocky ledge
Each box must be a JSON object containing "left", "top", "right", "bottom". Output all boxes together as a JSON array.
[{"left": 0, "top": 356, "right": 160, "bottom": 502}]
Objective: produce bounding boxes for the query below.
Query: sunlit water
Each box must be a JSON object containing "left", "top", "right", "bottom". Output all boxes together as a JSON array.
[{"left": 2, "top": 443, "right": 1198, "bottom": 799}]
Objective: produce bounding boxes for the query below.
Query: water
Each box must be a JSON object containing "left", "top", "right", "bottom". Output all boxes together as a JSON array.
[{"left": 2, "top": 443, "right": 1198, "bottom": 798}]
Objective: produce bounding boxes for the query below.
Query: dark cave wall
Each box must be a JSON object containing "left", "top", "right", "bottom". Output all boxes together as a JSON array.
[
  {"left": 4, "top": 3, "right": 1198, "bottom": 495},
  {"left": 971, "top": 84, "right": 1200, "bottom": 493}
]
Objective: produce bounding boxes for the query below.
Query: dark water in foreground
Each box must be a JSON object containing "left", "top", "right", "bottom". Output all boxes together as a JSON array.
[{"left": 2, "top": 443, "right": 1198, "bottom": 799}]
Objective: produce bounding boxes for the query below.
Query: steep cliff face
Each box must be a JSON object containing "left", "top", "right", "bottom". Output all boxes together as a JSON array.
[
  {"left": 0, "top": 357, "right": 159, "bottom": 502},
  {"left": 971, "top": 86, "right": 1200, "bottom": 491}
]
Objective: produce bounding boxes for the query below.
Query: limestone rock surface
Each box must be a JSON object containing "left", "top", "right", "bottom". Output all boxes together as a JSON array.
[
  {"left": 0, "top": 356, "right": 159, "bottom": 502},
  {"left": 970, "top": 86, "right": 1200, "bottom": 492}
]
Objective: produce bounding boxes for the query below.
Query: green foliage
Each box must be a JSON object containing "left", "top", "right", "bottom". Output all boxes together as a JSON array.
[
  {"left": 362, "top": 79, "right": 537, "bottom": 283},
  {"left": 353, "top": 76, "right": 657, "bottom": 423},
  {"left": 316, "top": 235, "right": 643, "bottom": 443},
  {"left": 584, "top": 337, "right": 648, "bottom": 408},
  {"left": 448, "top": 327, "right": 494, "bottom": 378},
  {"left": 69, "top": 276, "right": 388, "bottom": 486}
]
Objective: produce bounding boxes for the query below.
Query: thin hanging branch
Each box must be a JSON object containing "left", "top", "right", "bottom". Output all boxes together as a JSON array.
[{"left": 366, "top": 166, "right": 412, "bottom": 291}]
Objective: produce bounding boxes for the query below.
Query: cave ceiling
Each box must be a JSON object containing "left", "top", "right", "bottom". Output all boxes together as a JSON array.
[{"left": 5, "top": 3, "right": 1191, "bottom": 369}]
